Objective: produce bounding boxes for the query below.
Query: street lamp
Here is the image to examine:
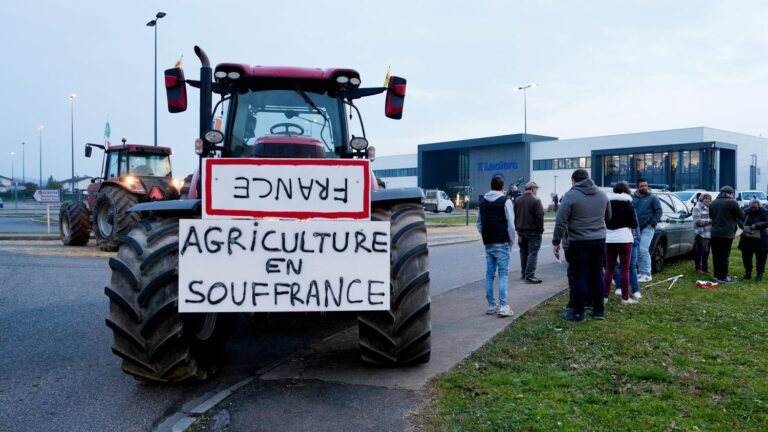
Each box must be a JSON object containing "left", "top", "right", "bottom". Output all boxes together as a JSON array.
[
  {"left": 147, "top": 11, "right": 167, "bottom": 147},
  {"left": 10, "top": 152, "right": 16, "bottom": 209},
  {"left": 554, "top": 175, "right": 558, "bottom": 194},
  {"left": 514, "top": 83, "right": 537, "bottom": 135},
  {"left": 21, "top": 141, "right": 25, "bottom": 186},
  {"left": 38, "top": 125, "right": 43, "bottom": 188},
  {"left": 69, "top": 93, "right": 76, "bottom": 201}
]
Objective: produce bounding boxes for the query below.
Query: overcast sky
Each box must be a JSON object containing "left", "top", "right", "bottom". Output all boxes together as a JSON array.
[{"left": 1, "top": 0, "right": 766, "bottom": 182}]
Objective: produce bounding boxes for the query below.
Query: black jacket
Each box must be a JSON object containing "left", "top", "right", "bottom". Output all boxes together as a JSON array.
[
  {"left": 738, "top": 207, "right": 768, "bottom": 251},
  {"left": 514, "top": 192, "right": 545, "bottom": 234},
  {"left": 709, "top": 196, "right": 745, "bottom": 239},
  {"left": 605, "top": 192, "right": 639, "bottom": 231}
]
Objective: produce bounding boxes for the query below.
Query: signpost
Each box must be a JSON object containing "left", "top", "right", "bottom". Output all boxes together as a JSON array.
[{"left": 33, "top": 189, "right": 61, "bottom": 233}]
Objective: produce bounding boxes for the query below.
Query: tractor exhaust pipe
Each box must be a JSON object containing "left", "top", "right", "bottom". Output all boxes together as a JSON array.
[{"left": 195, "top": 46, "right": 212, "bottom": 142}]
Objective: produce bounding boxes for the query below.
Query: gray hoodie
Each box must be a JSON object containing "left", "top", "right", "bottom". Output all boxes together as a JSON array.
[{"left": 552, "top": 178, "right": 611, "bottom": 245}]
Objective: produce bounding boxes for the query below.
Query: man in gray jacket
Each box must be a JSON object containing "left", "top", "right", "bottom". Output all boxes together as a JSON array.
[{"left": 552, "top": 169, "right": 611, "bottom": 321}]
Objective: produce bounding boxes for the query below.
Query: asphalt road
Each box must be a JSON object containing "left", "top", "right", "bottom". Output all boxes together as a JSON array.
[{"left": 0, "top": 235, "right": 559, "bottom": 432}]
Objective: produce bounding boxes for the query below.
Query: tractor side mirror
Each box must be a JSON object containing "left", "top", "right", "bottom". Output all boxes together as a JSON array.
[
  {"left": 85, "top": 145, "right": 92, "bottom": 158},
  {"left": 385, "top": 76, "right": 406, "bottom": 119},
  {"left": 165, "top": 67, "right": 187, "bottom": 113}
]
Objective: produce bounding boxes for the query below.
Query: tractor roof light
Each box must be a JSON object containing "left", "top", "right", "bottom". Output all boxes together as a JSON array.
[
  {"left": 336, "top": 75, "right": 350, "bottom": 84},
  {"left": 214, "top": 71, "right": 227, "bottom": 79},
  {"left": 350, "top": 136, "right": 369, "bottom": 150},
  {"left": 349, "top": 77, "right": 361, "bottom": 87}
]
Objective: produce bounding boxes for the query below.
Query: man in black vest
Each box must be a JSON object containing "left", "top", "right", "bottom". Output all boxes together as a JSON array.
[{"left": 477, "top": 175, "right": 516, "bottom": 317}]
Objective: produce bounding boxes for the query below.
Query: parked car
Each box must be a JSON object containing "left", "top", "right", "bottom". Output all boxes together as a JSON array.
[
  {"left": 680, "top": 190, "right": 719, "bottom": 212},
  {"left": 0, "top": 197, "right": 3, "bottom": 208},
  {"left": 736, "top": 190, "right": 768, "bottom": 208},
  {"left": 649, "top": 192, "right": 696, "bottom": 272}
]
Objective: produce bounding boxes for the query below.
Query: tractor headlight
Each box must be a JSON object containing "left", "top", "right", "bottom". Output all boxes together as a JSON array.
[
  {"left": 204, "top": 129, "right": 224, "bottom": 144},
  {"left": 336, "top": 76, "right": 350, "bottom": 84},
  {"left": 350, "top": 137, "right": 369, "bottom": 150},
  {"left": 195, "top": 138, "right": 204, "bottom": 155}
]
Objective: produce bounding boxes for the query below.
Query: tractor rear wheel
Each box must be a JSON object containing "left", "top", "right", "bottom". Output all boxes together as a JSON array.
[
  {"left": 358, "top": 201, "right": 431, "bottom": 365},
  {"left": 94, "top": 186, "right": 140, "bottom": 251},
  {"left": 105, "top": 217, "right": 231, "bottom": 383},
  {"left": 59, "top": 201, "right": 91, "bottom": 246}
]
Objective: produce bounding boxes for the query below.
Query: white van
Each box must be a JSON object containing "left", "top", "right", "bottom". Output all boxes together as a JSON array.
[
  {"left": 736, "top": 190, "right": 768, "bottom": 208},
  {"left": 423, "top": 189, "right": 455, "bottom": 213}
]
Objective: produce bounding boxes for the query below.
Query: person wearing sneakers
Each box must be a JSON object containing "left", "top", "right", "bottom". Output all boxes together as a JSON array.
[
  {"left": 737, "top": 199, "right": 768, "bottom": 282},
  {"left": 477, "top": 175, "right": 516, "bottom": 317},
  {"left": 514, "top": 181, "right": 545, "bottom": 284},
  {"left": 632, "top": 179, "right": 662, "bottom": 282},
  {"left": 692, "top": 193, "right": 713, "bottom": 275},
  {"left": 552, "top": 169, "right": 611, "bottom": 322},
  {"left": 709, "top": 186, "right": 744, "bottom": 283},
  {"left": 603, "top": 181, "right": 639, "bottom": 305}
]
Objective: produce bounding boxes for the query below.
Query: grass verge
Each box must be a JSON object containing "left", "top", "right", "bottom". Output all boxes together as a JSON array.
[{"left": 412, "top": 246, "right": 768, "bottom": 431}]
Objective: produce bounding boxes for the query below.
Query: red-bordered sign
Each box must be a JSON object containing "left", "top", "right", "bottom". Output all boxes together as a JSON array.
[{"left": 203, "top": 158, "right": 370, "bottom": 220}]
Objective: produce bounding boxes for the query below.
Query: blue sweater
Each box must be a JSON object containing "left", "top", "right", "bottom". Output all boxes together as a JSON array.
[{"left": 632, "top": 192, "right": 662, "bottom": 228}]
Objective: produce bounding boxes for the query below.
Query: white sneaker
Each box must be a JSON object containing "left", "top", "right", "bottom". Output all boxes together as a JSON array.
[
  {"left": 632, "top": 291, "right": 642, "bottom": 299},
  {"left": 621, "top": 298, "right": 638, "bottom": 305},
  {"left": 638, "top": 275, "right": 652, "bottom": 282},
  {"left": 614, "top": 288, "right": 622, "bottom": 296},
  {"left": 497, "top": 305, "right": 514, "bottom": 317},
  {"left": 486, "top": 305, "right": 498, "bottom": 315}
]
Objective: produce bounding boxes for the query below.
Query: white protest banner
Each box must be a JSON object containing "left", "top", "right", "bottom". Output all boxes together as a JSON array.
[
  {"left": 203, "top": 158, "right": 370, "bottom": 220},
  {"left": 178, "top": 219, "right": 390, "bottom": 312}
]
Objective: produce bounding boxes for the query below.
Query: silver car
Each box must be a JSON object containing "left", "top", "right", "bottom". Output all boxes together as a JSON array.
[{"left": 650, "top": 192, "right": 696, "bottom": 272}]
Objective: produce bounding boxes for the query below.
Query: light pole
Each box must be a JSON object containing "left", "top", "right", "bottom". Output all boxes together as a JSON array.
[
  {"left": 147, "top": 11, "right": 167, "bottom": 147},
  {"left": 69, "top": 93, "right": 76, "bottom": 201},
  {"left": 21, "top": 141, "right": 25, "bottom": 187},
  {"left": 38, "top": 125, "right": 43, "bottom": 188},
  {"left": 10, "top": 152, "right": 16, "bottom": 209},
  {"left": 514, "top": 83, "right": 537, "bottom": 135},
  {"left": 554, "top": 175, "right": 558, "bottom": 195}
]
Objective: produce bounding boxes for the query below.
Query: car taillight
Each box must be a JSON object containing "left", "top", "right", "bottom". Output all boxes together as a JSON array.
[{"left": 149, "top": 186, "right": 164, "bottom": 201}]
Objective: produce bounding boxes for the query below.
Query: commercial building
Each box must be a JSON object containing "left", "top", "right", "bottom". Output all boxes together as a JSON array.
[
  {"left": 413, "top": 127, "right": 767, "bottom": 203},
  {"left": 370, "top": 153, "right": 417, "bottom": 188}
]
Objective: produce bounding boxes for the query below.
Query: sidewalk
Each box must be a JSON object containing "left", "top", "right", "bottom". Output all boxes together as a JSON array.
[{"left": 194, "top": 263, "right": 568, "bottom": 431}]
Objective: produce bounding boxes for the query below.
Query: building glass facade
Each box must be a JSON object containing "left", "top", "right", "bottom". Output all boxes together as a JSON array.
[{"left": 599, "top": 148, "right": 718, "bottom": 191}]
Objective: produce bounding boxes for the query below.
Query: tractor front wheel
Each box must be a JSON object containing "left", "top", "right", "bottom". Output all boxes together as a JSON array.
[
  {"left": 358, "top": 201, "right": 431, "bottom": 365},
  {"left": 59, "top": 201, "right": 91, "bottom": 246},
  {"left": 94, "top": 186, "right": 139, "bottom": 251},
  {"left": 105, "top": 217, "right": 231, "bottom": 383}
]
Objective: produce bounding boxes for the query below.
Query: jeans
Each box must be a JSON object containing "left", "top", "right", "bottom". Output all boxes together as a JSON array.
[
  {"left": 637, "top": 227, "right": 655, "bottom": 276},
  {"left": 711, "top": 237, "right": 734, "bottom": 280},
  {"left": 694, "top": 235, "right": 711, "bottom": 271},
  {"left": 604, "top": 243, "right": 632, "bottom": 300},
  {"left": 566, "top": 239, "right": 606, "bottom": 316},
  {"left": 613, "top": 237, "right": 640, "bottom": 294},
  {"left": 485, "top": 243, "right": 510, "bottom": 306},
  {"left": 518, "top": 231, "right": 542, "bottom": 278}
]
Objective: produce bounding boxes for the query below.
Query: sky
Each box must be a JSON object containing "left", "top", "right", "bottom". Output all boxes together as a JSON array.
[{"left": 1, "top": 0, "right": 767, "bottom": 183}]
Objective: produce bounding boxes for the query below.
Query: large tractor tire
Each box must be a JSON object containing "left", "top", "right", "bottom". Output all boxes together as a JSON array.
[
  {"left": 358, "top": 201, "right": 431, "bottom": 365},
  {"left": 59, "top": 201, "right": 91, "bottom": 246},
  {"left": 94, "top": 186, "right": 140, "bottom": 252},
  {"left": 105, "top": 217, "right": 231, "bottom": 383}
]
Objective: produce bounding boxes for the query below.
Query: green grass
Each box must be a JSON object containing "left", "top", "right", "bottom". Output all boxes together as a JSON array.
[
  {"left": 428, "top": 215, "right": 478, "bottom": 225},
  {"left": 414, "top": 247, "right": 768, "bottom": 431}
]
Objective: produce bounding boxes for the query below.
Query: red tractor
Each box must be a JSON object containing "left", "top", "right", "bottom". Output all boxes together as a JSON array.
[
  {"left": 104, "top": 46, "right": 429, "bottom": 383},
  {"left": 59, "top": 139, "right": 181, "bottom": 251}
]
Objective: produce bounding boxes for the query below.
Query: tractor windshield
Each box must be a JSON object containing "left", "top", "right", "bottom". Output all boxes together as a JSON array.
[
  {"left": 228, "top": 89, "right": 343, "bottom": 157},
  {"left": 127, "top": 154, "right": 172, "bottom": 177}
]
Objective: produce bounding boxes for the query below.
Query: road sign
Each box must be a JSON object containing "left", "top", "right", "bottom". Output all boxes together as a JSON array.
[{"left": 33, "top": 189, "right": 61, "bottom": 203}]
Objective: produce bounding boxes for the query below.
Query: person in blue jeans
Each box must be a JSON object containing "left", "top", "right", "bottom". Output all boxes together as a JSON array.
[
  {"left": 477, "top": 175, "right": 516, "bottom": 317},
  {"left": 632, "top": 179, "right": 662, "bottom": 282}
]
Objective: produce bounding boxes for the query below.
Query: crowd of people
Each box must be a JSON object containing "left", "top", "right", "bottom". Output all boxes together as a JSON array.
[{"left": 476, "top": 169, "right": 766, "bottom": 322}]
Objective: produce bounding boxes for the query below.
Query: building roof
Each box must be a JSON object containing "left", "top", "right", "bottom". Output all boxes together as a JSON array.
[
  {"left": 418, "top": 133, "right": 558, "bottom": 152},
  {"left": 60, "top": 176, "right": 93, "bottom": 184}
]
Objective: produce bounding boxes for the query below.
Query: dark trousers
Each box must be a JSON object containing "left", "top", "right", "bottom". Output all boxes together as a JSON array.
[
  {"left": 604, "top": 243, "right": 632, "bottom": 300},
  {"left": 519, "top": 231, "right": 543, "bottom": 278},
  {"left": 711, "top": 237, "right": 734, "bottom": 280},
  {"left": 694, "top": 235, "right": 711, "bottom": 271},
  {"left": 740, "top": 239, "right": 767, "bottom": 275},
  {"left": 566, "top": 239, "right": 605, "bottom": 316}
]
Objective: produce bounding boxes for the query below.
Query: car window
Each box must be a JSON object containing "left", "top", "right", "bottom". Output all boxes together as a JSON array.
[
  {"left": 668, "top": 194, "right": 689, "bottom": 214},
  {"left": 657, "top": 195, "right": 676, "bottom": 214}
]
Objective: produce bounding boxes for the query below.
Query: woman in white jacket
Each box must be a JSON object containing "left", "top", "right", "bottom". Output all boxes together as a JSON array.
[{"left": 603, "top": 181, "right": 639, "bottom": 304}]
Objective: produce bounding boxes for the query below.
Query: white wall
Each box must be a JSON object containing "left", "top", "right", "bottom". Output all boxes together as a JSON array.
[{"left": 371, "top": 153, "right": 418, "bottom": 188}]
